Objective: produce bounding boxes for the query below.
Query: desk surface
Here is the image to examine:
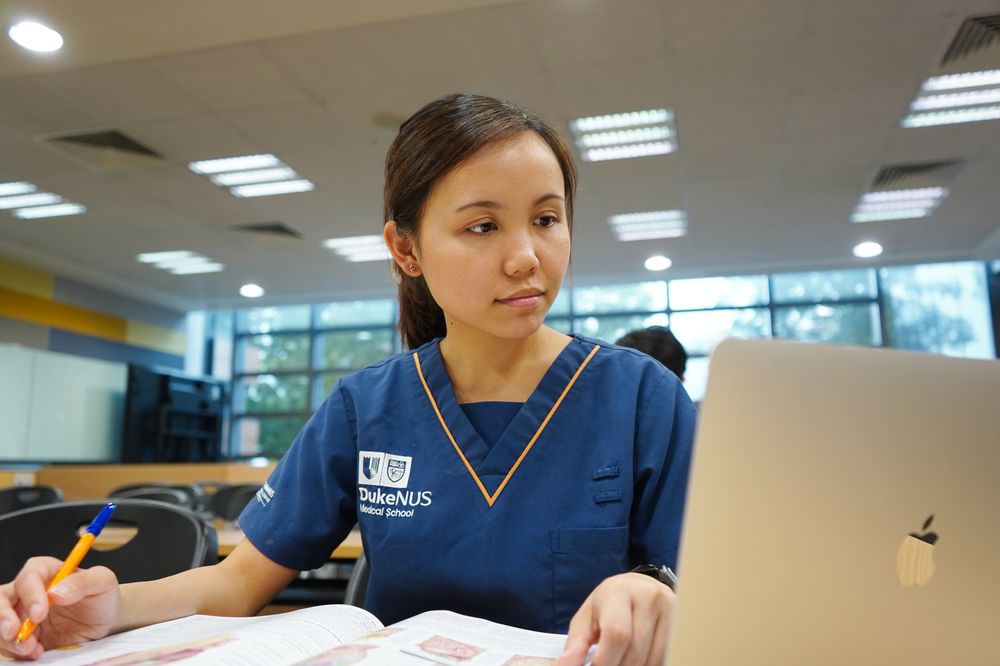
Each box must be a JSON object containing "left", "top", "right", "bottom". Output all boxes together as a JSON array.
[{"left": 97, "top": 526, "right": 363, "bottom": 560}]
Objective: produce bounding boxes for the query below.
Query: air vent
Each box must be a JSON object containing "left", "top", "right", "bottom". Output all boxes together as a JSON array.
[
  {"left": 231, "top": 222, "right": 303, "bottom": 239},
  {"left": 51, "top": 130, "right": 162, "bottom": 158},
  {"left": 941, "top": 15, "right": 1000, "bottom": 67},
  {"left": 871, "top": 160, "right": 963, "bottom": 190}
]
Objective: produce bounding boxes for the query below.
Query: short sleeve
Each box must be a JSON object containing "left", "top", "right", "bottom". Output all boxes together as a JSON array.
[
  {"left": 630, "top": 371, "right": 697, "bottom": 570},
  {"left": 239, "top": 381, "right": 359, "bottom": 571}
]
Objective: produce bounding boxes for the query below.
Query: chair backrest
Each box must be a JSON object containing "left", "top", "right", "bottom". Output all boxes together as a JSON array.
[
  {"left": 344, "top": 552, "right": 369, "bottom": 608},
  {"left": 0, "top": 485, "right": 63, "bottom": 516},
  {"left": 109, "top": 483, "right": 203, "bottom": 510},
  {"left": 0, "top": 499, "right": 217, "bottom": 584},
  {"left": 208, "top": 484, "right": 260, "bottom": 523},
  {"left": 109, "top": 487, "right": 191, "bottom": 507}
]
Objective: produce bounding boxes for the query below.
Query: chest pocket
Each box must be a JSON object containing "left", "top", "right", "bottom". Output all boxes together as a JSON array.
[{"left": 550, "top": 525, "right": 629, "bottom": 630}]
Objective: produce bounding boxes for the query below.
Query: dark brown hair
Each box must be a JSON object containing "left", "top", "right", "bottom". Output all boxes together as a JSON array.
[{"left": 384, "top": 93, "right": 577, "bottom": 349}]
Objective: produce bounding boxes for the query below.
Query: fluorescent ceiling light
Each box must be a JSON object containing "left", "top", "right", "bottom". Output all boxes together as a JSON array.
[
  {"left": 323, "top": 235, "right": 391, "bottom": 262},
  {"left": 170, "top": 263, "right": 224, "bottom": 275},
  {"left": 579, "top": 127, "right": 672, "bottom": 148},
  {"left": 12, "top": 203, "right": 86, "bottom": 219},
  {"left": 921, "top": 69, "right": 1000, "bottom": 92},
  {"left": 853, "top": 241, "right": 883, "bottom": 258},
  {"left": 585, "top": 142, "right": 675, "bottom": 162},
  {"left": 571, "top": 108, "right": 677, "bottom": 163},
  {"left": 323, "top": 235, "right": 384, "bottom": 250},
  {"left": 609, "top": 210, "right": 687, "bottom": 241},
  {"left": 230, "top": 179, "right": 314, "bottom": 198},
  {"left": 8, "top": 21, "right": 63, "bottom": 52},
  {"left": 0, "top": 192, "right": 62, "bottom": 209},
  {"left": 572, "top": 109, "right": 672, "bottom": 132},
  {"left": 644, "top": 255, "right": 672, "bottom": 271},
  {"left": 137, "top": 251, "right": 224, "bottom": 275},
  {"left": 188, "top": 154, "right": 281, "bottom": 175},
  {"left": 860, "top": 188, "right": 947, "bottom": 203},
  {"left": 137, "top": 250, "right": 196, "bottom": 264},
  {"left": 209, "top": 167, "right": 297, "bottom": 187},
  {"left": 902, "top": 105, "right": 1000, "bottom": 127},
  {"left": 851, "top": 209, "right": 929, "bottom": 223},
  {"left": 910, "top": 88, "right": 1000, "bottom": 111},
  {"left": 0, "top": 181, "right": 36, "bottom": 197},
  {"left": 239, "top": 283, "right": 265, "bottom": 298},
  {"left": 855, "top": 198, "right": 939, "bottom": 213}
]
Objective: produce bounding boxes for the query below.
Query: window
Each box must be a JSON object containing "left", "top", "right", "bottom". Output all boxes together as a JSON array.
[
  {"left": 669, "top": 275, "right": 768, "bottom": 310},
  {"left": 880, "top": 262, "right": 995, "bottom": 359},
  {"left": 573, "top": 281, "right": 667, "bottom": 314}
]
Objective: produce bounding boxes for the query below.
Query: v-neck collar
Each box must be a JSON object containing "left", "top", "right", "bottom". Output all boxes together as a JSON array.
[{"left": 414, "top": 336, "right": 600, "bottom": 507}]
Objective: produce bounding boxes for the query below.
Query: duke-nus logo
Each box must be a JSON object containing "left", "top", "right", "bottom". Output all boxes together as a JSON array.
[{"left": 358, "top": 451, "right": 412, "bottom": 488}]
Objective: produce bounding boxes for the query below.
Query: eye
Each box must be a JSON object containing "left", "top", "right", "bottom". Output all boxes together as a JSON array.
[
  {"left": 535, "top": 214, "right": 560, "bottom": 228},
  {"left": 468, "top": 221, "right": 498, "bottom": 234}
]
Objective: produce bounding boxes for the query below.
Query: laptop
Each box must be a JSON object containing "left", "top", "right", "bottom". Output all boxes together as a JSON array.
[{"left": 666, "top": 338, "right": 1000, "bottom": 665}]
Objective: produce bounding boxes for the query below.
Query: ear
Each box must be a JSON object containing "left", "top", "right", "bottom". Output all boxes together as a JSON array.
[{"left": 384, "top": 221, "right": 421, "bottom": 277}]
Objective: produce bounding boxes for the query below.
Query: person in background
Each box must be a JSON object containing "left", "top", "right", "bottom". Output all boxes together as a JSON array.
[
  {"left": 0, "top": 94, "right": 695, "bottom": 666},
  {"left": 616, "top": 326, "right": 688, "bottom": 382}
]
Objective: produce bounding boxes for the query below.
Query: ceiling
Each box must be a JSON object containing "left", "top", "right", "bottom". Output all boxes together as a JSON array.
[{"left": 1, "top": 0, "right": 999, "bottom": 312}]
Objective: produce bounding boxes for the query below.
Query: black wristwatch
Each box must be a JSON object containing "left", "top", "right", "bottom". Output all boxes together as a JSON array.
[{"left": 631, "top": 564, "right": 678, "bottom": 591}]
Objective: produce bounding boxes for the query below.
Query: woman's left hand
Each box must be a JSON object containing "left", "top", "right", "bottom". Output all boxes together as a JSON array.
[{"left": 554, "top": 572, "right": 674, "bottom": 666}]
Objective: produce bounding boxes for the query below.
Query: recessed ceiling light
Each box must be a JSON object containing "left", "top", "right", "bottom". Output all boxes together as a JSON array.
[
  {"left": 209, "top": 167, "right": 297, "bottom": 187},
  {"left": 13, "top": 203, "right": 86, "bottom": 219},
  {"left": 239, "top": 283, "right": 265, "bottom": 298},
  {"left": 230, "top": 179, "right": 314, "bottom": 198},
  {"left": 0, "top": 181, "right": 36, "bottom": 197},
  {"left": 903, "top": 70, "right": 1000, "bottom": 127},
  {"left": 323, "top": 235, "right": 391, "bottom": 262},
  {"left": 853, "top": 241, "right": 883, "bottom": 258},
  {"left": 850, "top": 187, "right": 948, "bottom": 223},
  {"left": 570, "top": 108, "right": 677, "bottom": 162},
  {"left": 644, "top": 255, "right": 672, "bottom": 271},
  {"left": 609, "top": 210, "right": 687, "bottom": 241},
  {"left": 137, "top": 250, "right": 197, "bottom": 264},
  {"left": 921, "top": 69, "right": 1000, "bottom": 92},
  {"left": 188, "top": 154, "right": 281, "bottom": 175},
  {"left": 137, "top": 251, "right": 224, "bottom": 275},
  {"left": 8, "top": 21, "right": 63, "bottom": 53},
  {"left": 0, "top": 192, "right": 62, "bottom": 210}
]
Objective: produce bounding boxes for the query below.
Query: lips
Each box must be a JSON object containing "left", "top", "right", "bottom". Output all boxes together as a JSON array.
[{"left": 497, "top": 290, "right": 544, "bottom": 308}]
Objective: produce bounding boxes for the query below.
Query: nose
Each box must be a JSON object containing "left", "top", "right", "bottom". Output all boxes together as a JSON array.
[{"left": 502, "top": 229, "right": 540, "bottom": 277}]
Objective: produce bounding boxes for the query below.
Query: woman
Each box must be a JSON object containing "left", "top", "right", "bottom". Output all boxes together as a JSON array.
[{"left": 0, "top": 94, "right": 695, "bottom": 666}]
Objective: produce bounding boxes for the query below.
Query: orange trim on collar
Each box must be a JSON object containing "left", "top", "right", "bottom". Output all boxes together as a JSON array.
[{"left": 413, "top": 344, "right": 600, "bottom": 507}]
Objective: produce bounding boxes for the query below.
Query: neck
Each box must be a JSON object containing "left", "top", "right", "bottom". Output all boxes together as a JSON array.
[{"left": 438, "top": 326, "right": 571, "bottom": 403}]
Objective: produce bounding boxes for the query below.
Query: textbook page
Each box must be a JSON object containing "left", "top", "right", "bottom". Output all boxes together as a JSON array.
[
  {"left": 291, "top": 610, "right": 581, "bottom": 665},
  {"left": 32, "top": 604, "right": 382, "bottom": 665}
]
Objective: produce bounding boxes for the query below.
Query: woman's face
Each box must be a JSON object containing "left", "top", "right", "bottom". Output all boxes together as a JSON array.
[{"left": 413, "top": 131, "right": 570, "bottom": 342}]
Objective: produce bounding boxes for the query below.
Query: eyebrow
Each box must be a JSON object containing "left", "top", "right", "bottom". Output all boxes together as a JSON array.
[{"left": 454, "top": 193, "right": 564, "bottom": 213}]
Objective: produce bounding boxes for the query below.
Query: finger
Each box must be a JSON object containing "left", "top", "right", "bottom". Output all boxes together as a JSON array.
[
  {"left": 555, "top": 598, "right": 597, "bottom": 666},
  {"left": 49, "top": 566, "right": 117, "bottom": 606},
  {"left": 645, "top": 611, "right": 671, "bottom": 666},
  {"left": 619, "top": 596, "right": 660, "bottom": 666},
  {"left": 11, "top": 558, "right": 65, "bottom": 624},
  {"left": 591, "top": 593, "right": 632, "bottom": 666},
  {"left": 0, "top": 585, "right": 22, "bottom": 641}
]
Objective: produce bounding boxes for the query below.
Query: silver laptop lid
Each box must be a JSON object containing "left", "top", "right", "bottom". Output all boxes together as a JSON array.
[{"left": 667, "top": 339, "right": 1000, "bottom": 666}]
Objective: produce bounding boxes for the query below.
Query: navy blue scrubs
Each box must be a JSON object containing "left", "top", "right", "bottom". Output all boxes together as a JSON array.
[{"left": 240, "top": 335, "right": 696, "bottom": 632}]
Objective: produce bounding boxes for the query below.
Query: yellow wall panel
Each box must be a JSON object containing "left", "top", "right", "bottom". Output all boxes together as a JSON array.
[
  {"left": 126, "top": 319, "right": 186, "bottom": 356},
  {"left": 0, "top": 287, "right": 126, "bottom": 342},
  {"left": 0, "top": 256, "right": 54, "bottom": 299}
]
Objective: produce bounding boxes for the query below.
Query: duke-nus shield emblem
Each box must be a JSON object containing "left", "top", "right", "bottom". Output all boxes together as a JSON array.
[
  {"left": 387, "top": 458, "right": 407, "bottom": 483},
  {"left": 362, "top": 455, "right": 381, "bottom": 481}
]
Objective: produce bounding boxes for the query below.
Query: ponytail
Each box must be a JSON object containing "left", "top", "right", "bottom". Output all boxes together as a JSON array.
[{"left": 396, "top": 271, "right": 446, "bottom": 349}]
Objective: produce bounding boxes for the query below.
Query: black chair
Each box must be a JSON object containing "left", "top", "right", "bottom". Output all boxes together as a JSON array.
[
  {"left": 0, "top": 485, "right": 63, "bottom": 516},
  {"left": 208, "top": 484, "right": 260, "bottom": 524},
  {"left": 344, "top": 552, "right": 370, "bottom": 608},
  {"left": 0, "top": 499, "right": 217, "bottom": 584},
  {"left": 109, "top": 483, "right": 204, "bottom": 510}
]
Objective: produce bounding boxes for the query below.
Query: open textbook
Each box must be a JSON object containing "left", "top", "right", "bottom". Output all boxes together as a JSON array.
[{"left": 22, "top": 605, "right": 577, "bottom": 666}]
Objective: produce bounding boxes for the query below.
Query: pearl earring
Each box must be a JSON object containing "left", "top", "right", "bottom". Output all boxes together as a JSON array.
[{"left": 407, "top": 264, "right": 417, "bottom": 273}]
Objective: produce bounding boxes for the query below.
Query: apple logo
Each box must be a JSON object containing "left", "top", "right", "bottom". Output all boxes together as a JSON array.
[{"left": 896, "top": 515, "right": 939, "bottom": 587}]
